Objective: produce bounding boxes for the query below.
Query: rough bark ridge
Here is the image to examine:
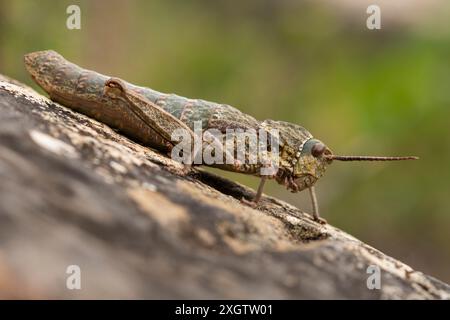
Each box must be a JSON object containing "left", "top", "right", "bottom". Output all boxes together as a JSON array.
[{"left": 0, "top": 75, "right": 449, "bottom": 299}]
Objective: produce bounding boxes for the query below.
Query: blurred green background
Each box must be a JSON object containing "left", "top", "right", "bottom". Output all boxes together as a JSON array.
[{"left": 1, "top": 0, "right": 449, "bottom": 282}]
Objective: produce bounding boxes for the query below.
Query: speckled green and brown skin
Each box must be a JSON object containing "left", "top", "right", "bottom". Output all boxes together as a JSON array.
[
  {"left": 24, "top": 50, "right": 332, "bottom": 205},
  {"left": 23, "top": 50, "right": 419, "bottom": 224}
]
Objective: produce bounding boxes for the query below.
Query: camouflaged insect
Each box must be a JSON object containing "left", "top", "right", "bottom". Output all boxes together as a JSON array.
[{"left": 24, "top": 50, "right": 418, "bottom": 224}]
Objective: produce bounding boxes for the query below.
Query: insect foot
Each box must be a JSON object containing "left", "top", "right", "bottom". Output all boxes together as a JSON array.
[
  {"left": 240, "top": 197, "right": 261, "bottom": 209},
  {"left": 313, "top": 216, "right": 327, "bottom": 225}
]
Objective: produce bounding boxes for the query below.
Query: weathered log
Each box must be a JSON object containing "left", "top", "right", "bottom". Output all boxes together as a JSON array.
[{"left": 0, "top": 75, "right": 448, "bottom": 299}]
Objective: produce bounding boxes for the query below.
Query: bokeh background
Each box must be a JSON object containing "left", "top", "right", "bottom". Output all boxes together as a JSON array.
[{"left": 1, "top": 0, "right": 449, "bottom": 283}]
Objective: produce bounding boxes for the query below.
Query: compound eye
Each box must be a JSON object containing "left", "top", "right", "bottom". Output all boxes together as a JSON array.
[{"left": 311, "top": 142, "right": 326, "bottom": 158}]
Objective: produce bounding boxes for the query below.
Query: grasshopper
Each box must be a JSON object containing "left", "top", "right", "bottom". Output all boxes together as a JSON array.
[{"left": 24, "top": 50, "right": 418, "bottom": 224}]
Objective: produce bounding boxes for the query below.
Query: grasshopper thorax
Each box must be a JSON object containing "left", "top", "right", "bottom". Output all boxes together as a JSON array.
[{"left": 261, "top": 120, "right": 332, "bottom": 193}]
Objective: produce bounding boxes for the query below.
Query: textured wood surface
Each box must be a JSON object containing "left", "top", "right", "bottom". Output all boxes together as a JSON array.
[{"left": 0, "top": 75, "right": 449, "bottom": 299}]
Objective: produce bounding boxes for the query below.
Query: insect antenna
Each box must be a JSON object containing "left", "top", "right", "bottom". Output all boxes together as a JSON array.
[{"left": 325, "top": 155, "right": 419, "bottom": 161}]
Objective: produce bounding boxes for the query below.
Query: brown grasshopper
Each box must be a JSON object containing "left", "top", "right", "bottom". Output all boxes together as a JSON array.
[{"left": 24, "top": 50, "right": 418, "bottom": 224}]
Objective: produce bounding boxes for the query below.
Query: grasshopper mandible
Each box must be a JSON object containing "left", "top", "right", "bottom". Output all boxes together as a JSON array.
[{"left": 24, "top": 50, "right": 418, "bottom": 224}]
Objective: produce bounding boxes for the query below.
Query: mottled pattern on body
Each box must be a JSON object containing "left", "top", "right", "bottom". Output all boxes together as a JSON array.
[{"left": 24, "top": 50, "right": 331, "bottom": 193}]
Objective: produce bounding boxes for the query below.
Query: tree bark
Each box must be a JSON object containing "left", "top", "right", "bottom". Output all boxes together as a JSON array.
[{"left": 0, "top": 75, "right": 449, "bottom": 299}]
